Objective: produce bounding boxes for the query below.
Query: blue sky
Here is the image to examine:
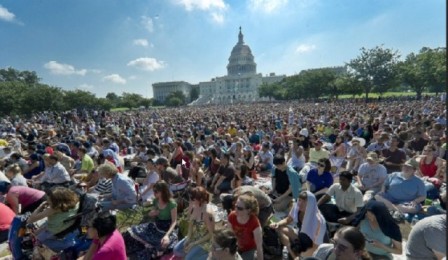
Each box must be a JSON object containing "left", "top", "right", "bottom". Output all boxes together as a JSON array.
[{"left": 0, "top": 0, "right": 445, "bottom": 98}]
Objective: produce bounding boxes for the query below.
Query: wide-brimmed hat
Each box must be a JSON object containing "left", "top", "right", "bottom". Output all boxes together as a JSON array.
[
  {"left": 349, "top": 137, "right": 366, "bottom": 147},
  {"left": 404, "top": 158, "right": 419, "bottom": 169},
  {"left": 366, "top": 152, "right": 380, "bottom": 163},
  {"left": 299, "top": 128, "right": 309, "bottom": 138}
]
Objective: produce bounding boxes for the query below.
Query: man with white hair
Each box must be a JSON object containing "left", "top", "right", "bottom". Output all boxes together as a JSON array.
[{"left": 375, "top": 159, "right": 426, "bottom": 222}]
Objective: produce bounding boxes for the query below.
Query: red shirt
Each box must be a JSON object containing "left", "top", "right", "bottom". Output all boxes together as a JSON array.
[
  {"left": 419, "top": 157, "right": 438, "bottom": 178},
  {"left": 228, "top": 211, "right": 260, "bottom": 252},
  {"left": 0, "top": 202, "right": 15, "bottom": 231}
]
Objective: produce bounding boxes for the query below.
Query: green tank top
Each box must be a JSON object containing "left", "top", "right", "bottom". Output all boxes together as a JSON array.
[{"left": 47, "top": 202, "right": 80, "bottom": 234}]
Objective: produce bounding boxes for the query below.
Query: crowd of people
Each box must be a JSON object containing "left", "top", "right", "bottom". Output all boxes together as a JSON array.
[{"left": 0, "top": 97, "right": 446, "bottom": 260}]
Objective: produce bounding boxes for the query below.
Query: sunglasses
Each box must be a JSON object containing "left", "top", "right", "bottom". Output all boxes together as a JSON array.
[{"left": 235, "top": 205, "right": 247, "bottom": 211}]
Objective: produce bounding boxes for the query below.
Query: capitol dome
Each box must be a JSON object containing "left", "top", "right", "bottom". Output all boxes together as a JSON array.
[{"left": 226, "top": 27, "right": 257, "bottom": 76}]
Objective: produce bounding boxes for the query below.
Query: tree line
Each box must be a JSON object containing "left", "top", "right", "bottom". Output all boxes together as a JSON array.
[{"left": 258, "top": 46, "right": 446, "bottom": 101}]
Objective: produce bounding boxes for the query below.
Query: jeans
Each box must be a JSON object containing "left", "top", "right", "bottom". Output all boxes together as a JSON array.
[{"left": 173, "top": 237, "right": 208, "bottom": 260}]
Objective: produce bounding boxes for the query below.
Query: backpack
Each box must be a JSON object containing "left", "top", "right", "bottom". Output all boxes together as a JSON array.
[{"left": 262, "top": 225, "right": 283, "bottom": 258}]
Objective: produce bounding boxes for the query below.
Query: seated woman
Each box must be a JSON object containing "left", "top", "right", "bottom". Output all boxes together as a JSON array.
[
  {"left": 123, "top": 180, "right": 178, "bottom": 259},
  {"left": 82, "top": 215, "right": 126, "bottom": 260},
  {"left": 415, "top": 144, "right": 446, "bottom": 200},
  {"left": 0, "top": 181, "right": 46, "bottom": 214},
  {"left": 270, "top": 191, "right": 327, "bottom": 258},
  {"left": 5, "top": 163, "right": 28, "bottom": 186},
  {"left": 231, "top": 164, "right": 253, "bottom": 189},
  {"left": 357, "top": 200, "right": 403, "bottom": 259},
  {"left": 227, "top": 194, "right": 263, "bottom": 260},
  {"left": 306, "top": 158, "right": 333, "bottom": 201},
  {"left": 313, "top": 226, "right": 370, "bottom": 260},
  {"left": 27, "top": 187, "right": 80, "bottom": 253},
  {"left": 190, "top": 157, "right": 205, "bottom": 187},
  {"left": 173, "top": 186, "right": 215, "bottom": 260},
  {"left": 208, "top": 228, "right": 243, "bottom": 260},
  {"left": 139, "top": 159, "right": 159, "bottom": 203}
]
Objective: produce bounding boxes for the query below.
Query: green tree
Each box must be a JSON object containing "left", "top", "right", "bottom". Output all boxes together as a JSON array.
[
  {"left": 333, "top": 74, "right": 364, "bottom": 97},
  {"left": 121, "top": 92, "right": 144, "bottom": 109},
  {"left": 105, "top": 92, "right": 121, "bottom": 108},
  {"left": 164, "top": 91, "right": 186, "bottom": 106},
  {"left": 347, "top": 45, "right": 400, "bottom": 101},
  {"left": 258, "top": 82, "right": 275, "bottom": 100},
  {"left": 21, "top": 84, "right": 64, "bottom": 114},
  {"left": 63, "top": 90, "right": 97, "bottom": 110}
]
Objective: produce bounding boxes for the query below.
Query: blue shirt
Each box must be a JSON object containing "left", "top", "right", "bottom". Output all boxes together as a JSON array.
[
  {"left": 384, "top": 172, "right": 426, "bottom": 203},
  {"left": 306, "top": 169, "right": 333, "bottom": 193},
  {"left": 112, "top": 174, "right": 137, "bottom": 204}
]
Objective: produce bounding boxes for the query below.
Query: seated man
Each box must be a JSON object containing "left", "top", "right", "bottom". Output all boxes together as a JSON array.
[
  {"left": 71, "top": 147, "right": 95, "bottom": 180},
  {"left": 355, "top": 152, "right": 388, "bottom": 202},
  {"left": 98, "top": 162, "right": 137, "bottom": 211},
  {"left": 405, "top": 214, "right": 446, "bottom": 260},
  {"left": 374, "top": 159, "right": 426, "bottom": 222},
  {"left": 210, "top": 153, "right": 235, "bottom": 195},
  {"left": 318, "top": 171, "right": 364, "bottom": 224},
  {"left": 255, "top": 142, "right": 274, "bottom": 172},
  {"left": 154, "top": 157, "right": 184, "bottom": 191},
  {"left": 34, "top": 155, "right": 71, "bottom": 191},
  {"left": 271, "top": 155, "right": 301, "bottom": 212}
]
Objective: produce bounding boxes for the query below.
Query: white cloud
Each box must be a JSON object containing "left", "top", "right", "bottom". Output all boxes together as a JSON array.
[
  {"left": 133, "top": 39, "right": 149, "bottom": 47},
  {"left": 0, "top": 5, "right": 15, "bottom": 22},
  {"left": 141, "top": 16, "right": 154, "bottom": 33},
  {"left": 248, "top": 0, "right": 288, "bottom": 13},
  {"left": 174, "top": 0, "right": 227, "bottom": 24},
  {"left": 174, "top": 0, "right": 227, "bottom": 11},
  {"left": 103, "top": 74, "right": 127, "bottom": 84},
  {"left": 211, "top": 12, "right": 224, "bottom": 24},
  {"left": 127, "top": 57, "right": 166, "bottom": 71},
  {"left": 295, "top": 44, "right": 316, "bottom": 53},
  {"left": 44, "top": 61, "right": 87, "bottom": 76}
]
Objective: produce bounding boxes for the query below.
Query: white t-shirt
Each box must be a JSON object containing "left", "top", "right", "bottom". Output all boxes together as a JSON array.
[{"left": 140, "top": 172, "right": 159, "bottom": 201}]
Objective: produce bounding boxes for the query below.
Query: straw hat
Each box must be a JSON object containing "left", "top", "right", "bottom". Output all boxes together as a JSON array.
[{"left": 349, "top": 137, "right": 366, "bottom": 147}]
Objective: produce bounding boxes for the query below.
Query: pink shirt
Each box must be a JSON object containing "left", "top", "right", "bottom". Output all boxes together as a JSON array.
[
  {"left": 0, "top": 202, "right": 15, "bottom": 231},
  {"left": 93, "top": 230, "right": 126, "bottom": 260},
  {"left": 8, "top": 186, "right": 45, "bottom": 208}
]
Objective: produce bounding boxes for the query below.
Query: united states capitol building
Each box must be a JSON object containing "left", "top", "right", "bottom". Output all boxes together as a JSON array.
[{"left": 152, "top": 27, "right": 285, "bottom": 105}]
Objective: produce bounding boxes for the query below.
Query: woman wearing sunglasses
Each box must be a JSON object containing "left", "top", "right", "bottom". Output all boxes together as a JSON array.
[
  {"left": 173, "top": 186, "right": 215, "bottom": 260},
  {"left": 227, "top": 194, "right": 263, "bottom": 260},
  {"left": 306, "top": 158, "right": 333, "bottom": 201},
  {"left": 208, "top": 228, "right": 242, "bottom": 260}
]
